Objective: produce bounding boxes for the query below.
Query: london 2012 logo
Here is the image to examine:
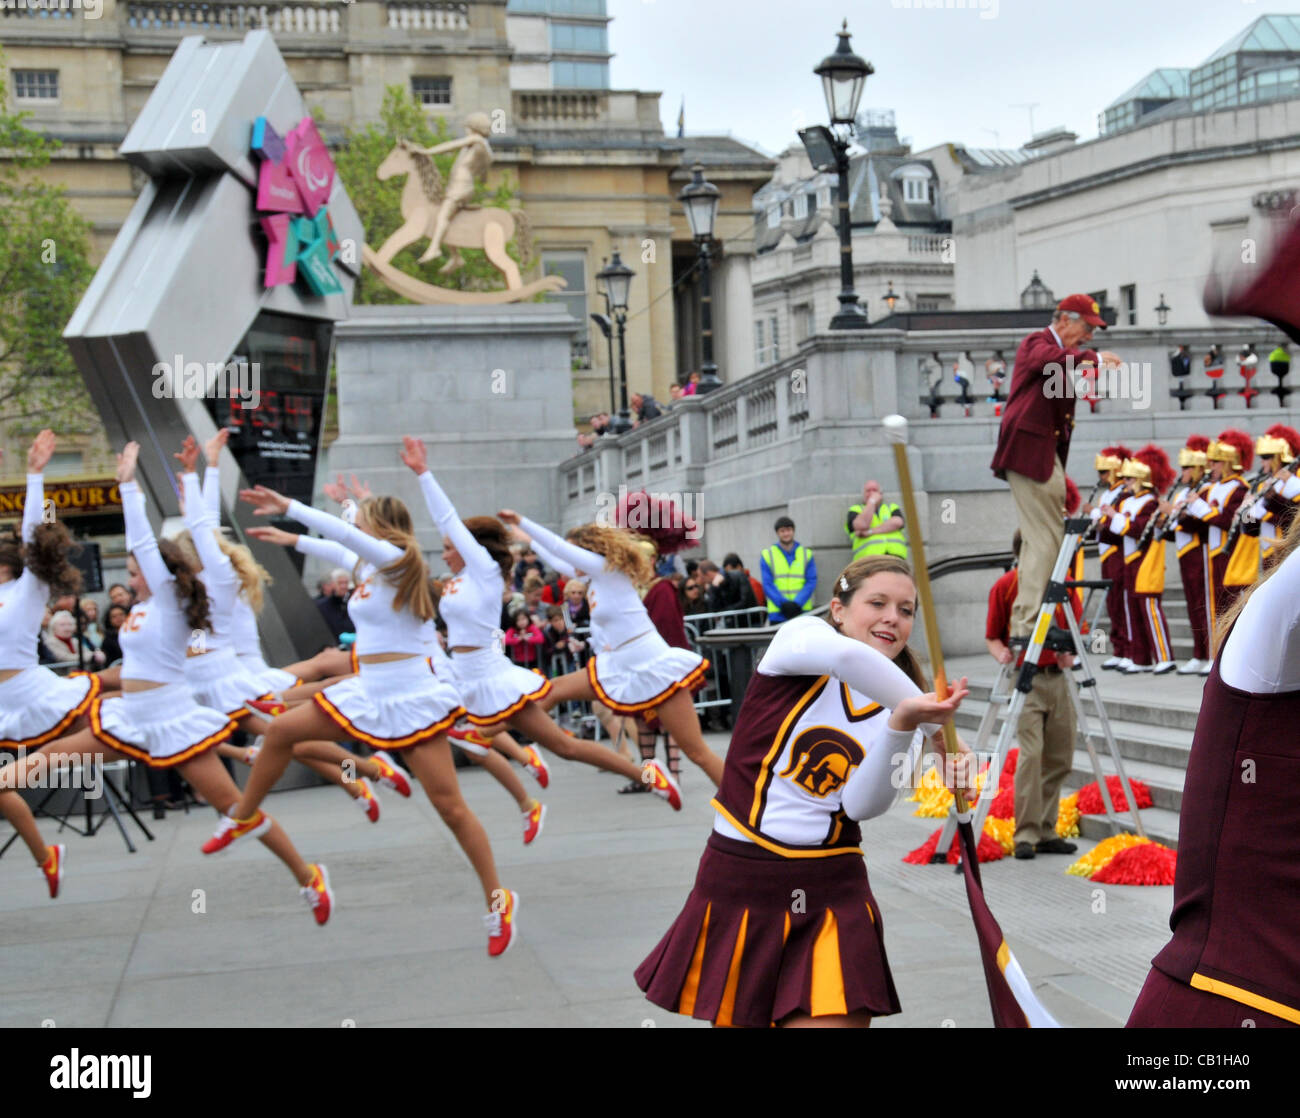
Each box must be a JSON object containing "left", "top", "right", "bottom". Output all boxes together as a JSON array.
[{"left": 249, "top": 116, "right": 344, "bottom": 297}]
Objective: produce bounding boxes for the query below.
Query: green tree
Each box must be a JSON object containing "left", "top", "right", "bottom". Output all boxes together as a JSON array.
[
  {"left": 0, "top": 61, "right": 97, "bottom": 435},
  {"left": 333, "top": 86, "right": 528, "bottom": 304}
]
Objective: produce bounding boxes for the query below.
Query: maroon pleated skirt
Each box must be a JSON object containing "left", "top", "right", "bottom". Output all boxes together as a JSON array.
[
  {"left": 1128, "top": 967, "right": 1297, "bottom": 1028},
  {"left": 635, "top": 833, "right": 900, "bottom": 1028}
]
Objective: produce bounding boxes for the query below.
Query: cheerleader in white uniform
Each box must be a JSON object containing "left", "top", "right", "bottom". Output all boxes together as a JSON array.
[
  {"left": 211, "top": 482, "right": 519, "bottom": 955},
  {"left": 399, "top": 437, "right": 680, "bottom": 808},
  {"left": 501, "top": 510, "right": 725, "bottom": 788},
  {"left": 176, "top": 435, "right": 410, "bottom": 820},
  {"left": 0, "top": 443, "right": 332, "bottom": 921},
  {"left": 0, "top": 431, "right": 100, "bottom": 764}
]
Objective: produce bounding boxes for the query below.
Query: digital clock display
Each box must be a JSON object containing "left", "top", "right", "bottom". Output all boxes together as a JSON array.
[{"left": 204, "top": 310, "right": 332, "bottom": 509}]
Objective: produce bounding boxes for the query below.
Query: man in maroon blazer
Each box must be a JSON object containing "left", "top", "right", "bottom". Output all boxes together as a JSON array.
[{"left": 991, "top": 295, "right": 1122, "bottom": 638}]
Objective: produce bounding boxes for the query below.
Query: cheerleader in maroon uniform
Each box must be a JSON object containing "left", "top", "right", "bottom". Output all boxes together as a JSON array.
[
  {"left": 0, "top": 443, "right": 331, "bottom": 919},
  {"left": 0, "top": 431, "right": 100, "bottom": 758},
  {"left": 1128, "top": 519, "right": 1300, "bottom": 1027},
  {"left": 636, "top": 556, "right": 974, "bottom": 1027}
]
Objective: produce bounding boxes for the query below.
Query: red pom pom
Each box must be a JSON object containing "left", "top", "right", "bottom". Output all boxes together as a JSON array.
[
  {"left": 904, "top": 829, "right": 941, "bottom": 864},
  {"left": 988, "top": 786, "right": 1016, "bottom": 820},
  {"left": 1076, "top": 775, "right": 1152, "bottom": 814},
  {"left": 1090, "top": 842, "right": 1177, "bottom": 885},
  {"left": 904, "top": 827, "right": 1005, "bottom": 864},
  {"left": 1003, "top": 747, "right": 1019, "bottom": 776}
]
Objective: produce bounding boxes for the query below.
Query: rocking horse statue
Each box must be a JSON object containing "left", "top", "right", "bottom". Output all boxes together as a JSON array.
[{"left": 364, "top": 112, "right": 566, "bottom": 305}]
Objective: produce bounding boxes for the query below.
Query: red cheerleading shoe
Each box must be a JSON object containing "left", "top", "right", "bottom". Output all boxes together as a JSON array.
[
  {"left": 643, "top": 761, "right": 682, "bottom": 811},
  {"left": 41, "top": 844, "right": 65, "bottom": 899},
  {"left": 522, "top": 745, "right": 550, "bottom": 789},
  {"left": 354, "top": 778, "right": 380, "bottom": 823},
  {"left": 485, "top": 889, "right": 519, "bottom": 957},
  {"left": 370, "top": 750, "right": 412, "bottom": 798},
  {"left": 245, "top": 698, "right": 287, "bottom": 719},
  {"left": 522, "top": 800, "right": 546, "bottom": 845},
  {"left": 300, "top": 863, "right": 333, "bottom": 926},
  {"left": 202, "top": 809, "right": 273, "bottom": 854}
]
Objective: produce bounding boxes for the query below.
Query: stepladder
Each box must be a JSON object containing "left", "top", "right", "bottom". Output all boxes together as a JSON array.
[{"left": 931, "top": 514, "right": 1147, "bottom": 864}]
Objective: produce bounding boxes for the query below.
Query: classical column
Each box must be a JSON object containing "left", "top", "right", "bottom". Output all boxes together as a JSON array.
[{"left": 721, "top": 250, "right": 755, "bottom": 383}]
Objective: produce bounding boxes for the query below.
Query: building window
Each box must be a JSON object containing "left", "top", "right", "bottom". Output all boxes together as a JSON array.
[
  {"left": 508, "top": 0, "right": 606, "bottom": 12},
  {"left": 902, "top": 177, "right": 929, "bottom": 203},
  {"left": 1120, "top": 284, "right": 1136, "bottom": 326},
  {"left": 551, "top": 60, "right": 609, "bottom": 88},
  {"left": 550, "top": 21, "right": 608, "bottom": 51},
  {"left": 816, "top": 185, "right": 831, "bottom": 209},
  {"left": 793, "top": 193, "right": 809, "bottom": 220},
  {"left": 795, "top": 304, "right": 814, "bottom": 342},
  {"left": 46, "top": 451, "right": 83, "bottom": 479},
  {"left": 412, "top": 77, "right": 452, "bottom": 107},
  {"left": 916, "top": 298, "right": 939, "bottom": 312},
  {"left": 766, "top": 206, "right": 779, "bottom": 229},
  {"left": 755, "top": 315, "right": 781, "bottom": 366},
  {"left": 541, "top": 251, "right": 590, "bottom": 369},
  {"left": 1087, "top": 290, "right": 1107, "bottom": 315},
  {"left": 770, "top": 314, "right": 780, "bottom": 363},
  {"left": 13, "top": 70, "right": 58, "bottom": 101}
]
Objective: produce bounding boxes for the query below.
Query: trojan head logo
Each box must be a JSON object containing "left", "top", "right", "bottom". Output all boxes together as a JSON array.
[{"left": 779, "top": 727, "right": 865, "bottom": 799}]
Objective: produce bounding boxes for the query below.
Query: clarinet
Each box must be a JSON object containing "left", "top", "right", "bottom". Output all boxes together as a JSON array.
[
  {"left": 1136, "top": 478, "right": 1183, "bottom": 551},
  {"left": 1222, "top": 466, "right": 1276, "bottom": 556}
]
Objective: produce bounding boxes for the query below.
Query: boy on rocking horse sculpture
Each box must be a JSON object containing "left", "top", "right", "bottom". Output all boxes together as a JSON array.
[{"left": 411, "top": 111, "right": 493, "bottom": 271}]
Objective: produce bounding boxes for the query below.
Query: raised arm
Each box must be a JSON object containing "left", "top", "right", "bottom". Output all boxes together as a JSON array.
[
  {"left": 516, "top": 515, "right": 605, "bottom": 575},
  {"left": 119, "top": 447, "right": 173, "bottom": 593},
  {"left": 760, "top": 615, "right": 923, "bottom": 710},
  {"left": 22, "top": 472, "right": 43, "bottom": 545},
  {"left": 529, "top": 536, "right": 577, "bottom": 579},
  {"left": 181, "top": 471, "right": 238, "bottom": 591},
  {"left": 295, "top": 534, "right": 360, "bottom": 572},
  {"left": 285, "top": 498, "right": 402, "bottom": 569},
  {"left": 416, "top": 471, "right": 499, "bottom": 577}
]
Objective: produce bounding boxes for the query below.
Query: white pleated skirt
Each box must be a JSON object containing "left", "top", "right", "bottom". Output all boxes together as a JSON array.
[
  {"left": 314, "top": 655, "right": 463, "bottom": 750},
  {"left": 0, "top": 666, "right": 100, "bottom": 748},
  {"left": 90, "top": 684, "right": 235, "bottom": 767},
  {"left": 237, "top": 653, "right": 300, "bottom": 695},
  {"left": 185, "top": 647, "right": 272, "bottom": 717},
  {"left": 442, "top": 645, "right": 551, "bottom": 727},
  {"left": 587, "top": 629, "right": 709, "bottom": 715}
]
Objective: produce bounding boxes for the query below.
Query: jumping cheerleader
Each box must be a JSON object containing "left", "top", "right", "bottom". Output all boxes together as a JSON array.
[
  {"left": 176, "top": 435, "right": 409, "bottom": 821},
  {"left": 0, "top": 431, "right": 101, "bottom": 804},
  {"left": 635, "top": 555, "right": 973, "bottom": 1027},
  {"left": 208, "top": 481, "right": 519, "bottom": 955},
  {"left": 0, "top": 442, "right": 331, "bottom": 921},
  {"left": 400, "top": 437, "right": 680, "bottom": 807},
  {"left": 500, "top": 510, "right": 724, "bottom": 788},
  {"left": 1128, "top": 519, "right": 1300, "bottom": 1027}
]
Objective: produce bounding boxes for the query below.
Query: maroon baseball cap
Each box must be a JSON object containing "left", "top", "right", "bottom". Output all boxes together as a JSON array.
[{"left": 1056, "top": 294, "right": 1107, "bottom": 327}]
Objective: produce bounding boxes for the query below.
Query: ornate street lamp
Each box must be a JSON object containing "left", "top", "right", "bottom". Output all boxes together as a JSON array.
[
  {"left": 799, "top": 21, "right": 872, "bottom": 330},
  {"left": 597, "top": 248, "right": 635, "bottom": 433},
  {"left": 883, "top": 281, "right": 898, "bottom": 315},
  {"left": 1154, "top": 293, "right": 1170, "bottom": 327},
  {"left": 679, "top": 163, "right": 723, "bottom": 394}
]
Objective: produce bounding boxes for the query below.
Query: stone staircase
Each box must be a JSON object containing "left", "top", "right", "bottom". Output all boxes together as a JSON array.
[{"left": 943, "top": 648, "right": 1204, "bottom": 850}]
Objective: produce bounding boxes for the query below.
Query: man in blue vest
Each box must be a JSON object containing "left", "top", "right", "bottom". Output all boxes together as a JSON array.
[
  {"left": 760, "top": 516, "right": 817, "bottom": 623},
  {"left": 846, "top": 480, "right": 908, "bottom": 561}
]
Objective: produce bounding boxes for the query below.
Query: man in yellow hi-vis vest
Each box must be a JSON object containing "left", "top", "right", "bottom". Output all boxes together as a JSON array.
[
  {"left": 760, "top": 517, "right": 818, "bottom": 623},
  {"left": 846, "top": 480, "right": 908, "bottom": 561}
]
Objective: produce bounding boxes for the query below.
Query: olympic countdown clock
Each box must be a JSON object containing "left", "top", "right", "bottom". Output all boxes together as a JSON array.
[{"left": 64, "top": 30, "right": 365, "bottom": 663}]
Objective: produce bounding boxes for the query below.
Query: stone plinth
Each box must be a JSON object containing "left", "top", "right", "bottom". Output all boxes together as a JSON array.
[{"left": 324, "top": 303, "right": 579, "bottom": 569}]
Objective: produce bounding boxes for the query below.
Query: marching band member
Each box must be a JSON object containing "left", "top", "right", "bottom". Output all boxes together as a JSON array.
[
  {"left": 635, "top": 556, "right": 974, "bottom": 1028},
  {"left": 1109, "top": 447, "right": 1176, "bottom": 675},
  {"left": 1238, "top": 425, "right": 1300, "bottom": 572},
  {"left": 1128, "top": 519, "right": 1300, "bottom": 1028},
  {"left": 1183, "top": 429, "right": 1253, "bottom": 636},
  {"left": 1160, "top": 436, "right": 1213, "bottom": 675},
  {"left": 1088, "top": 446, "right": 1132, "bottom": 670}
]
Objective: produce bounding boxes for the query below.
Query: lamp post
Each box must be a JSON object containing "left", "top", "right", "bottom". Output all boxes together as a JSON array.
[
  {"left": 1154, "top": 293, "right": 1170, "bottom": 327},
  {"left": 883, "top": 281, "right": 898, "bottom": 315},
  {"left": 679, "top": 163, "right": 723, "bottom": 394},
  {"left": 799, "top": 20, "right": 872, "bottom": 330},
  {"left": 597, "top": 248, "right": 635, "bottom": 433}
]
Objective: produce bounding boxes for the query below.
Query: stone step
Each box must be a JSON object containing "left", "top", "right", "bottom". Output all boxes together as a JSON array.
[
  {"left": 962, "top": 680, "right": 1203, "bottom": 734},
  {"left": 1078, "top": 806, "right": 1182, "bottom": 849}
]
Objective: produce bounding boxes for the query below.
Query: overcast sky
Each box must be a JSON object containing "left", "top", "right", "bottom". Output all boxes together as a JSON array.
[{"left": 608, "top": 0, "right": 1300, "bottom": 156}]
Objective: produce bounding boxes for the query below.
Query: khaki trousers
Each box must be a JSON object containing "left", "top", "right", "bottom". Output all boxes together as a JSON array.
[
  {"left": 1006, "top": 459, "right": 1066, "bottom": 639},
  {"left": 1012, "top": 669, "right": 1076, "bottom": 846}
]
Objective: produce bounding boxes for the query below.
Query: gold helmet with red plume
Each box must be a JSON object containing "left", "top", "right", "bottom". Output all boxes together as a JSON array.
[
  {"left": 1095, "top": 444, "right": 1132, "bottom": 474},
  {"left": 1178, "top": 434, "right": 1209, "bottom": 468},
  {"left": 1128, "top": 444, "right": 1175, "bottom": 492},
  {"left": 1260, "top": 423, "right": 1300, "bottom": 461},
  {"left": 1207, "top": 429, "right": 1254, "bottom": 472}
]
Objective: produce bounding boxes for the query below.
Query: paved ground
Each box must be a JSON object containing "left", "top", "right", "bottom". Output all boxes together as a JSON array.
[{"left": 0, "top": 724, "right": 1174, "bottom": 1028}]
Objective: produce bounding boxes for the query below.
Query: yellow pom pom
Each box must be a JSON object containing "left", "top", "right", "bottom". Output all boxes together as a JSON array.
[
  {"left": 983, "top": 816, "right": 1016, "bottom": 854},
  {"left": 1056, "top": 793, "right": 1081, "bottom": 838},
  {"left": 1066, "top": 833, "right": 1149, "bottom": 877}
]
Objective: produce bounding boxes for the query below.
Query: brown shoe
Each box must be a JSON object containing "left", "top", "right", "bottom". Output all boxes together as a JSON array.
[{"left": 1035, "top": 838, "right": 1078, "bottom": 854}]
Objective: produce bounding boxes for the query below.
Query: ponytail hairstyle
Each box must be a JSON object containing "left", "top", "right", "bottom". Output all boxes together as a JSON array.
[
  {"left": 357, "top": 496, "right": 434, "bottom": 622},
  {"left": 830, "top": 556, "right": 929, "bottom": 691},
  {"left": 462, "top": 515, "right": 514, "bottom": 582},
  {"left": 0, "top": 523, "right": 82, "bottom": 598},
  {"left": 156, "top": 538, "right": 212, "bottom": 633},
  {"left": 215, "top": 534, "right": 272, "bottom": 614},
  {"left": 1213, "top": 516, "right": 1300, "bottom": 656},
  {"left": 565, "top": 522, "right": 654, "bottom": 587}
]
